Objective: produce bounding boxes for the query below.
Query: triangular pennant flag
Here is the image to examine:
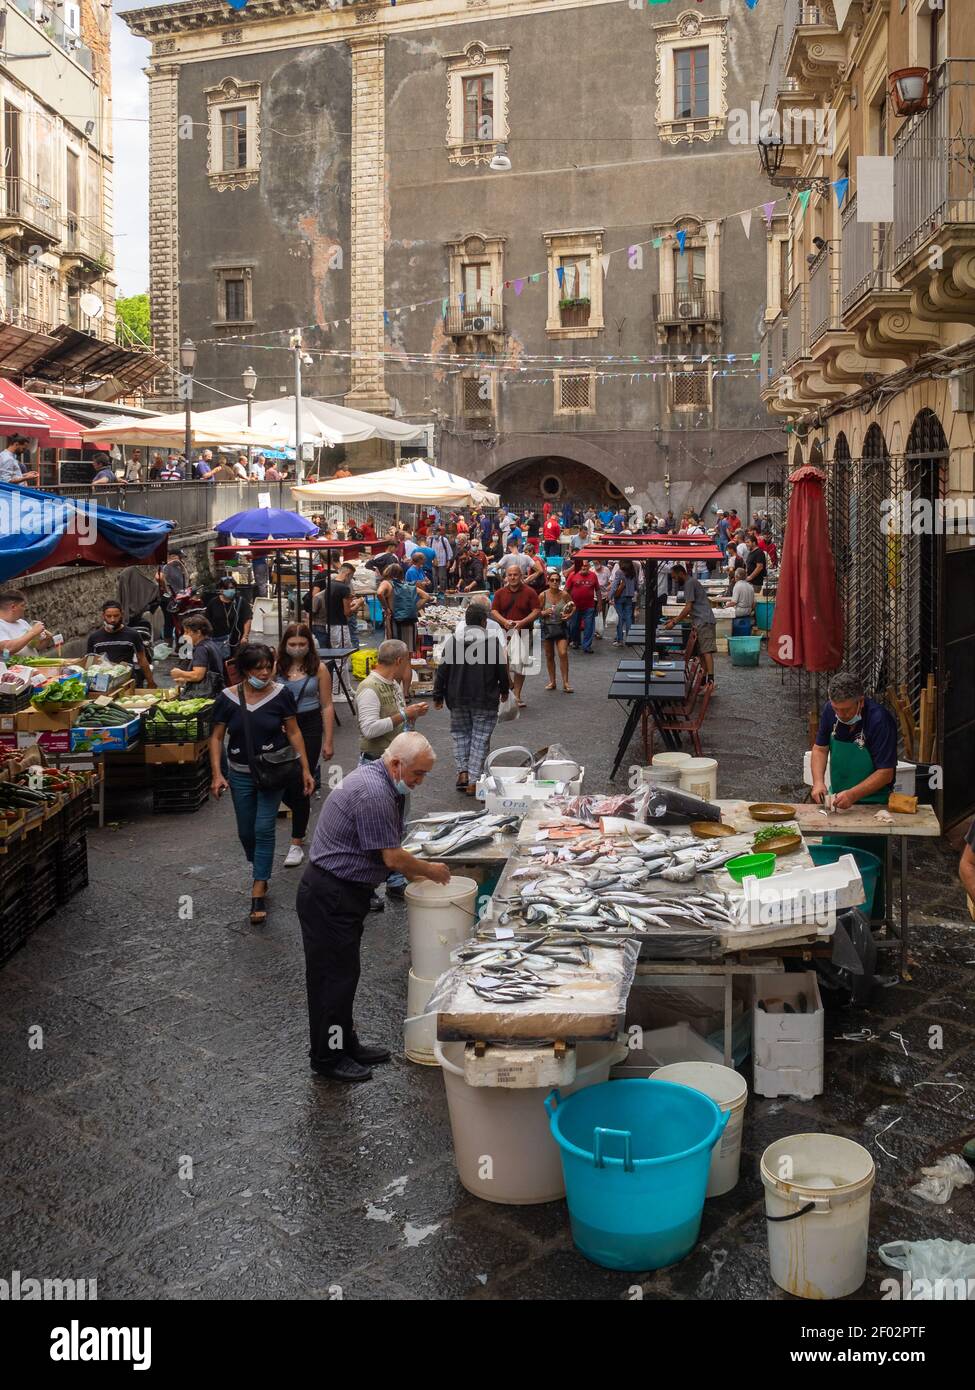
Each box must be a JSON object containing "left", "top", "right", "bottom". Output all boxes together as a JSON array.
[
  {"left": 705, "top": 221, "right": 718, "bottom": 245},
  {"left": 797, "top": 189, "right": 811, "bottom": 216},
  {"left": 441, "top": 298, "right": 448, "bottom": 316},
  {"left": 383, "top": 311, "right": 389, "bottom": 323},
  {"left": 832, "top": 176, "right": 850, "bottom": 208},
  {"left": 652, "top": 237, "right": 663, "bottom": 250},
  {"left": 459, "top": 292, "right": 466, "bottom": 308},
  {"left": 531, "top": 273, "right": 540, "bottom": 283},
  {"left": 744, "top": 0, "right": 759, "bottom": 8},
  {"left": 751, "top": 352, "right": 760, "bottom": 363},
  {"left": 410, "top": 304, "right": 416, "bottom": 312},
  {"left": 504, "top": 280, "right": 511, "bottom": 289},
  {"left": 600, "top": 254, "right": 611, "bottom": 276},
  {"left": 514, "top": 278, "right": 525, "bottom": 296},
  {"left": 739, "top": 209, "right": 753, "bottom": 239},
  {"left": 676, "top": 230, "right": 687, "bottom": 255},
  {"left": 556, "top": 266, "right": 565, "bottom": 288},
  {"left": 763, "top": 201, "right": 776, "bottom": 227}
]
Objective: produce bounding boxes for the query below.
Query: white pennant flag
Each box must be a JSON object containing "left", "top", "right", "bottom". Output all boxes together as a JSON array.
[
  {"left": 739, "top": 210, "right": 752, "bottom": 239},
  {"left": 706, "top": 220, "right": 718, "bottom": 245},
  {"left": 600, "top": 254, "right": 612, "bottom": 277}
]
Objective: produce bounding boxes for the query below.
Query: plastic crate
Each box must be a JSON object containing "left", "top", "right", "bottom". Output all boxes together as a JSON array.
[
  {"left": 0, "top": 890, "right": 31, "bottom": 967},
  {"left": 63, "top": 786, "right": 94, "bottom": 837},
  {"left": 0, "top": 687, "right": 30, "bottom": 713},
  {"left": 56, "top": 835, "right": 89, "bottom": 904},
  {"left": 143, "top": 708, "right": 214, "bottom": 744},
  {"left": 28, "top": 860, "right": 59, "bottom": 930},
  {"left": 153, "top": 758, "right": 210, "bottom": 793},
  {"left": 152, "top": 784, "right": 210, "bottom": 814}
]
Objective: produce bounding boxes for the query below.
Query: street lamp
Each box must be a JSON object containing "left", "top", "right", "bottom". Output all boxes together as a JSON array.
[
  {"left": 179, "top": 337, "right": 196, "bottom": 473},
  {"left": 242, "top": 365, "right": 257, "bottom": 473}
]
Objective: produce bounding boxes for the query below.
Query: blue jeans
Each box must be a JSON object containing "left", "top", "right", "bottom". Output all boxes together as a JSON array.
[
  {"left": 227, "top": 767, "right": 283, "bottom": 883},
  {"left": 359, "top": 754, "right": 408, "bottom": 888},
  {"left": 615, "top": 595, "right": 634, "bottom": 640},
  {"left": 569, "top": 607, "right": 596, "bottom": 652}
]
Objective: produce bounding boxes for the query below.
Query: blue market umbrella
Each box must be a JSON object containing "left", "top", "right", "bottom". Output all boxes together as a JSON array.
[{"left": 214, "top": 507, "right": 319, "bottom": 540}]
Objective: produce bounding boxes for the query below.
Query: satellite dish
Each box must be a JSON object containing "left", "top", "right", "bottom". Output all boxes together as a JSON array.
[{"left": 79, "top": 292, "right": 103, "bottom": 318}]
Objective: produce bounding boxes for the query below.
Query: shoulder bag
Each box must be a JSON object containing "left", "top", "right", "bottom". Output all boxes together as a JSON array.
[{"left": 238, "top": 683, "right": 300, "bottom": 792}]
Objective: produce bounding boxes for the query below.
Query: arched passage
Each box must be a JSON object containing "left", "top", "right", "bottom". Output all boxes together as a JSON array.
[{"left": 481, "top": 456, "right": 627, "bottom": 510}]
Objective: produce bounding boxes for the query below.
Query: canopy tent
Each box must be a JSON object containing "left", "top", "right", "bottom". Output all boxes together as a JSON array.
[
  {"left": 0, "top": 380, "right": 85, "bottom": 448},
  {"left": 200, "top": 396, "right": 429, "bottom": 448},
  {"left": 214, "top": 507, "right": 319, "bottom": 540},
  {"left": 770, "top": 465, "right": 844, "bottom": 673},
  {"left": 79, "top": 410, "right": 288, "bottom": 451},
  {"left": 0, "top": 481, "right": 172, "bottom": 583},
  {"left": 294, "top": 460, "right": 499, "bottom": 508}
]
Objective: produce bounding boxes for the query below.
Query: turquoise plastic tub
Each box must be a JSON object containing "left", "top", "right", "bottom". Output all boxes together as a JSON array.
[
  {"left": 545, "top": 1078, "right": 728, "bottom": 1270},
  {"left": 755, "top": 599, "right": 775, "bottom": 631},
  {"left": 728, "top": 635, "right": 762, "bottom": 667},
  {"left": 808, "top": 842, "right": 882, "bottom": 917},
  {"left": 365, "top": 595, "right": 384, "bottom": 626}
]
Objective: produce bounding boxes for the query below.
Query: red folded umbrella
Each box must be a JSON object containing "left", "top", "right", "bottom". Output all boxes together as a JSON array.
[{"left": 769, "top": 464, "right": 844, "bottom": 672}]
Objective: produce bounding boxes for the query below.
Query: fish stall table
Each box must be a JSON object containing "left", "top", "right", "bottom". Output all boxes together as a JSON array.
[
  {"left": 712, "top": 799, "right": 941, "bottom": 974},
  {"left": 460, "top": 813, "right": 830, "bottom": 1065}
]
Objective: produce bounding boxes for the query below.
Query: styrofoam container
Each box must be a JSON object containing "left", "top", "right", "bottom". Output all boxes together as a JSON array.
[
  {"left": 802, "top": 750, "right": 916, "bottom": 797},
  {"left": 481, "top": 771, "right": 584, "bottom": 813},
  {"left": 679, "top": 756, "right": 718, "bottom": 802},
  {"left": 404, "top": 970, "right": 438, "bottom": 1065},
  {"left": 738, "top": 854, "right": 864, "bottom": 927},
  {"left": 762, "top": 1134, "right": 876, "bottom": 1298},
  {"left": 611, "top": 1022, "right": 723, "bottom": 1078},
  {"left": 651, "top": 1061, "right": 748, "bottom": 1197},
  {"left": 752, "top": 971, "right": 823, "bottom": 1099}
]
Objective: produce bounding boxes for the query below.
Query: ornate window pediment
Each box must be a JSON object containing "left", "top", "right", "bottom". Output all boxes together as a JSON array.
[
  {"left": 445, "top": 42, "right": 510, "bottom": 167},
  {"left": 206, "top": 76, "right": 261, "bottom": 192},
  {"left": 654, "top": 9, "right": 729, "bottom": 146}
]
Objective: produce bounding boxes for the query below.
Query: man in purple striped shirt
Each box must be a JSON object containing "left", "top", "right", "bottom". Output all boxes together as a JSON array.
[{"left": 296, "top": 731, "right": 450, "bottom": 1084}]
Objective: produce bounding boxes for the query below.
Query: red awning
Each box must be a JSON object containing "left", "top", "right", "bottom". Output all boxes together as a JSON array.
[
  {"left": 770, "top": 465, "right": 844, "bottom": 672},
  {"left": 0, "top": 379, "right": 85, "bottom": 447}
]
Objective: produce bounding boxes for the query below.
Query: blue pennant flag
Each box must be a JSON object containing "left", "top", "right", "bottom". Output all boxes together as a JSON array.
[
  {"left": 226, "top": 0, "right": 248, "bottom": 10},
  {"left": 833, "top": 176, "right": 850, "bottom": 208},
  {"left": 676, "top": 230, "right": 687, "bottom": 256}
]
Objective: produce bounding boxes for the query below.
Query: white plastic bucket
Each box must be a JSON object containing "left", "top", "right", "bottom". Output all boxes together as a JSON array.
[
  {"left": 404, "top": 970, "right": 438, "bottom": 1065},
  {"left": 405, "top": 875, "right": 478, "bottom": 978},
  {"left": 679, "top": 756, "right": 718, "bottom": 802},
  {"left": 651, "top": 751, "right": 694, "bottom": 769},
  {"left": 435, "top": 1040, "right": 623, "bottom": 1204},
  {"left": 644, "top": 764, "right": 680, "bottom": 787},
  {"left": 761, "top": 1133, "right": 876, "bottom": 1299},
  {"left": 651, "top": 1061, "right": 748, "bottom": 1198}
]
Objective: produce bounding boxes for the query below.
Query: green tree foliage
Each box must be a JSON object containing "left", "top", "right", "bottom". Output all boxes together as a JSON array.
[{"left": 116, "top": 292, "right": 151, "bottom": 346}]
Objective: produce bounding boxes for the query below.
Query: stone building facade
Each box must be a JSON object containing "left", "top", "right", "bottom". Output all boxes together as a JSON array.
[
  {"left": 0, "top": 0, "right": 116, "bottom": 340},
  {"left": 757, "top": 0, "right": 975, "bottom": 826},
  {"left": 124, "top": 0, "right": 787, "bottom": 520}
]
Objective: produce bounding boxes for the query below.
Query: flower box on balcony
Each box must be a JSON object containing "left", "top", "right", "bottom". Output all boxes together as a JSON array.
[{"left": 559, "top": 299, "right": 591, "bottom": 327}]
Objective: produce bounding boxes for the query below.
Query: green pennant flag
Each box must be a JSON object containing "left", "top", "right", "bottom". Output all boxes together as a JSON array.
[
  {"left": 797, "top": 189, "right": 811, "bottom": 216},
  {"left": 751, "top": 353, "right": 760, "bottom": 363},
  {"left": 652, "top": 237, "right": 663, "bottom": 249}
]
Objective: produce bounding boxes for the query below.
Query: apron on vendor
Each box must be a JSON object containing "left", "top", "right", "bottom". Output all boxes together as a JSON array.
[{"left": 810, "top": 670, "right": 898, "bottom": 810}]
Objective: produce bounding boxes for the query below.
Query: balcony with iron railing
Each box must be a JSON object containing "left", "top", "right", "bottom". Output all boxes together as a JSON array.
[
  {"left": 782, "top": 0, "right": 843, "bottom": 89},
  {"left": 841, "top": 193, "right": 896, "bottom": 316},
  {"left": 785, "top": 283, "right": 808, "bottom": 366},
  {"left": 761, "top": 312, "right": 787, "bottom": 393},
  {"left": 893, "top": 60, "right": 975, "bottom": 272},
  {"left": 653, "top": 290, "right": 723, "bottom": 326},
  {"left": 0, "top": 178, "right": 61, "bottom": 244},
  {"left": 63, "top": 214, "right": 113, "bottom": 270},
  {"left": 443, "top": 300, "right": 504, "bottom": 337},
  {"left": 9, "top": 0, "right": 93, "bottom": 73},
  {"left": 808, "top": 243, "right": 842, "bottom": 346}
]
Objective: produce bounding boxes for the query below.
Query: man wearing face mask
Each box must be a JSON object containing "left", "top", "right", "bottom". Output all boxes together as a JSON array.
[
  {"left": 86, "top": 600, "right": 156, "bottom": 688},
  {"left": 811, "top": 670, "right": 897, "bottom": 812},
  {"left": 296, "top": 730, "right": 449, "bottom": 1083},
  {"left": 205, "top": 577, "right": 252, "bottom": 660}
]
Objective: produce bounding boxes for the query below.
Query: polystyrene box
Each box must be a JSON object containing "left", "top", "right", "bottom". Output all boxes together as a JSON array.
[{"left": 752, "top": 971, "right": 824, "bottom": 1099}]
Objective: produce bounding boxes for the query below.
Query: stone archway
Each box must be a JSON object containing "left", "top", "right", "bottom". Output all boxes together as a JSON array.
[{"left": 482, "top": 456, "right": 628, "bottom": 510}]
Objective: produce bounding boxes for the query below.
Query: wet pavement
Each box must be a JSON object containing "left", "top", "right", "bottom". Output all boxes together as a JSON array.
[{"left": 1, "top": 625, "right": 974, "bottom": 1300}]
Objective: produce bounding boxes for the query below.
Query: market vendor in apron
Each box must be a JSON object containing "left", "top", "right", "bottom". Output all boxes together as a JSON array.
[{"left": 810, "top": 670, "right": 897, "bottom": 810}]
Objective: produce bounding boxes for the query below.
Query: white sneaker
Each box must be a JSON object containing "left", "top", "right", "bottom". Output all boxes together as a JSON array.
[{"left": 284, "top": 844, "right": 305, "bottom": 867}]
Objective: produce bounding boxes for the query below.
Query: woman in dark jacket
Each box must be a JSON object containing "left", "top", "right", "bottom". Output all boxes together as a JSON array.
[{"left": 433, "top": 601, "right": 510, "bottom": 795}]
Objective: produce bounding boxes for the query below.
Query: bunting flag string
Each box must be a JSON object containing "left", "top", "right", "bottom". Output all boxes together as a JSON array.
[{"left": 796, "top": 189, "right": 811, "bottom": 217}]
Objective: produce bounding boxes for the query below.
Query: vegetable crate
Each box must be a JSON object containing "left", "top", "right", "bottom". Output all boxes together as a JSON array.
[
  {"left": 63, "top": 785, "right": 94, "bottom": 837},
  {"left": 151, "top": 753, "right": 211, "bottom": 815},
  {"left": 144, "top": 708, "right": 214, "bottom": 744},
  {"left": 0, "top": 874, "right": 31, "bottom": 967},
  {"left": 29, "top": 845, "right": 60, "bottom": 929},
  {"left": 0, "top": 688, "right": 31, "bottom": 714},
  {"left": 56, "top": 835, "right": 89, "bottom": 904}
]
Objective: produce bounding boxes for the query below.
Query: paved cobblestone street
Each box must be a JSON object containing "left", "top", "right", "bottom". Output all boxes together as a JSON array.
[{"left": 2, "top": 636, "right": 973, "bottom": 1300}]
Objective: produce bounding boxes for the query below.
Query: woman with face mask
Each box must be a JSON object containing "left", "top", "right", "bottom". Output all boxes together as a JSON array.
[
  {"left": 209, "top": 643, "right": 315, "bottom": 924},
  {"left": 276, "top": 624, "right": 335, "bottom": 867}
]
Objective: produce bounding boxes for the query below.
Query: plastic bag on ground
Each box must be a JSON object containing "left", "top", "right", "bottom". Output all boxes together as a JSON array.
[
  {"left": 909, "top": 1153, "right": 974, "bottom": 1205},
  {"left": 878, "top": 1239, "right": 975, "bottom": 1296}
]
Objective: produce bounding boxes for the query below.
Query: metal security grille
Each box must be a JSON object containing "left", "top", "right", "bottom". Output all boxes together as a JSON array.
[
  {"left": 559, "top": 373, "right": 593, "bottom": 411},
  {"left": 825, "top": 415, "right": 945, "bottom": 716},
  {"left": 463, "top": 376, "right": 491, "bottom": 414},
  {"left": 671, "top": 371, "right": 708, "bottom": 408}
]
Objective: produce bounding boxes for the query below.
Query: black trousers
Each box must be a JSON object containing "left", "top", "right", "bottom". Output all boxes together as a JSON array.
[
  {"left": 282, "top": 709, "right": 323, "bottom": 840},
  {"left": 296, "top": 863, "right": 374, "bottom": 1065}
]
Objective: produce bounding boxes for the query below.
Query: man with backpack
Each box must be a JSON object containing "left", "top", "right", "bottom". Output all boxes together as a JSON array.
[{"left": 376, "top": 564, "right": 431, "bottom": 660}]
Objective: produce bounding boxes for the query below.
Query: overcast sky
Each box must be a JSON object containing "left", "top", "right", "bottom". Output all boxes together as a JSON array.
[{"left": 111, "top": 6, "right": 151, "bottom": 298}]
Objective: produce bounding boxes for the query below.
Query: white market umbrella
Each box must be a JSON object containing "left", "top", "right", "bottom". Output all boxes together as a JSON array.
[
  {"left": 293, "top": 459, "right": 499, "bottom": 508},
  {"left": 201, "top": 396, "right": 429, "bottom": 448},
  {"left": 80, "top": 410, "right": 289, "bottom": 451}
]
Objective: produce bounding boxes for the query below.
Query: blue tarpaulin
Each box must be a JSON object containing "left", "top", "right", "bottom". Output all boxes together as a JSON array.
[{"left": 0, "top": 481, "right": 173, "bottom": 584}]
